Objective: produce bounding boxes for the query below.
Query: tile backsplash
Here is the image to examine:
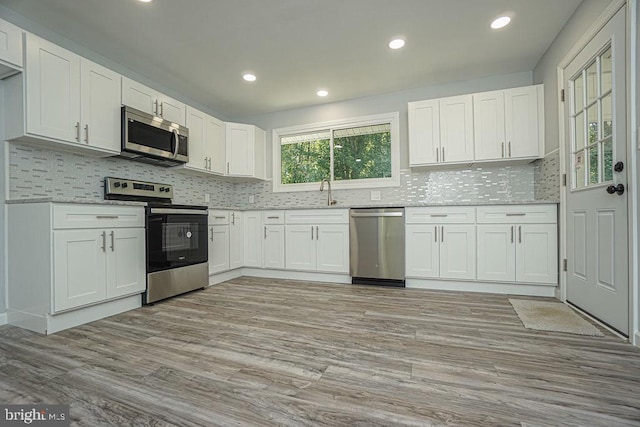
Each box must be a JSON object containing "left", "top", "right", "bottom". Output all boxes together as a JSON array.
[{"left": 8, "top": 142, "right": 557, "bottom": 209}]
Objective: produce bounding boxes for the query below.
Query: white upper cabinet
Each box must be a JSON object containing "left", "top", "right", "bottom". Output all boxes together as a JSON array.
[
  {"left": 225, "top": 122, "right": 265, "bottom": 179},
  {"left": 409, "top": 84, "right": 543, "bottom": 167},
  {"left": 122, "top": 77, "right": 186, "bottom": 126},
  {"left": 6, "top": 34, "right": 121, "bottom": 155},
  {"left": 408, "top": 95, "right": 473, "bottom": 166},
  {"left": 207, "top": 115, "right": 226, "bottom": 175},
  {"left": 473, "top": 85, "right": 542, "bottom": 161},
  {"left": 0, "top": 17, "right": 23, "bottom": 76},
  {"left": 178, "top": 107, "right": 225, "bottom": 176}
]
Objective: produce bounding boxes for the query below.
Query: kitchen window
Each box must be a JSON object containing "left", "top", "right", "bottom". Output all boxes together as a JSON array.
[{"left": 273, "top": 112, "right": 400, "bottom": 192}]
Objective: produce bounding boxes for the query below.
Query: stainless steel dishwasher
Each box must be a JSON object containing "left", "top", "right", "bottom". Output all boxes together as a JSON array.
[{"left": 349, "top": 208, "right": 405, "bottom": 287}]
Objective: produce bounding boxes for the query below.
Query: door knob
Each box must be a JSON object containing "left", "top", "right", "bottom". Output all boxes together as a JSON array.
[{"left": 606, "top": 184, "right": 625, "bottom": 195}]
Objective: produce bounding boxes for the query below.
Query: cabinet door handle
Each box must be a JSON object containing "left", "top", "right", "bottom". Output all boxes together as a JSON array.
[
  {"left": 518, "top": 226, "right": 522, "bottom": 244},
  {"left": 441, "top": 226, "right": 444, "bottom": 242},
  {"left": 227, "top": 162, "right": 230, "bottom": 174},
  {"left": 430, "top": 214, "right": 448, "bottom": 217},
  {"left": 154, "top": 99, "right": 158, "bottom": 116},
  {"left": 75, "top": 122, "right": 80, "bottom": 142},
  {"left": 511, "top": 226, "right": 514, "bottom": 243},
  {"left": 267, "top": 216, "right": 280, "bottom": 219},
  {"left": 84, "top": 124, "right": 89, "bottom": 143},
  {"left": 205, "top": 158, "right": 208, "bottom": 169},
  {"left": 214, "top": 216, "right": 226, "bottom": 219},
  {"left": 208, "top": 158, "right": 212, "bottom": 170},
  {"left": 508, "top": 142, "right": 512, "bottom": 158},
  {"left": 231, "top": 212, "right": 235, "bottom": 225},
  {"left": 311, "top": 226, "right": 314, "bottom": 240},
  {"left": 264, "top": 226, "right": 267, "bottom": 239},
  {"left": 434, "top": 226, "right": 437, "bottom": 242},
  {"left": 436, "top": 148, "right": 439, "bottom": 162},
  {"left": 159, "top": 101, "right": 164, "bottom": 117},
  {"left": 210, "top": 227, "right": 213, "bottom": 242},
  {"left": 501, "top": 142, "right": 505, "bottom": 158},
  {"left": 316, "top": 226, "right": 319, "bottom": 240},
  {"left": 506, "top": 213, "right": 526, "bottom": 217},
  {"left": 96, "top": 215, "right": 119, "bottom": 219},
  {"left": 442, "top": 147, "right": 445, "bottom": 162},
  {"left": 110, "top": 231, "right": 115, "bottom": 251},
  {"left": 101, "top": 231, "right": 106, "bottom": 252}
]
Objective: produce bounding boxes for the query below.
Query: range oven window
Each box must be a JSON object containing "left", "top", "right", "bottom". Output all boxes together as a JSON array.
[{"left": 146, "top": 212, "right": 207, "bottom": 272}]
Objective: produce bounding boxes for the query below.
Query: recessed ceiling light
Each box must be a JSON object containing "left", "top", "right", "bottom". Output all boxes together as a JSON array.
[
  {"left": 317, "top": 90, "right": 328, "bottom": 97},
  {"left": 243, "top": 73, "right": 257, "bottom": 82},
  {"left": 138, "top": 0, "right": 152, "bottom": 3},
  {"left": 491, "top": 16, "right": 511, "bottom": 29},
  {"left": 388, "top": 38, "right": 405, "bottom": 49}
]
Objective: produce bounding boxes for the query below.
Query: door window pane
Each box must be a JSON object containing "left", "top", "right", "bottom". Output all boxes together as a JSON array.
[
  {"left": 575, "top": 151, "right": 586, "bottom": 188},
  {"left": 602, "top": 137, "right": 613, "bottom": 182},
  {"left": 573, "top": 73, "right": 584, "bottom": 112},
  {"left": 333, "top": 124, "right": 392, "bottom": 181},
  {"left": 280, "top": 131, "right": 331, "bottom": 184},
  {"left": 600, "top": 47, "right": 612, "bottom": 94},
  {"left": 575, "top": 112, "right": 585, "bottom": 150},
  {"left": 589, "top": 146, "right": 599, "bottom": 184},
  {"left": 586, "top": 61, "right": 598, "bottom": 103},
  {"left": 601, "top": 94, "right": 612, "bottom": 138},
  {"left": 587, "top": 104, "right": 599, "bottom": 145}
]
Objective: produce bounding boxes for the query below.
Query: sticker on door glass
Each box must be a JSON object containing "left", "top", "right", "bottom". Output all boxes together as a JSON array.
[{"left": 575, "top": 151, "right": 585, "bottom": 168}]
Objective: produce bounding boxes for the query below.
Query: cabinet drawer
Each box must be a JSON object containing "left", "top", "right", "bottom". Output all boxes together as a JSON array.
[
  {"left": 53, "top": 204, "right": 144, "bottom": 229},
  {"left": 405, "top": 207, "right": 475, "bottom": 224},
  {"left": 263, "top": 210, "right": 285, "bottom": 224},
  {"left": 285, "top": 209, "right": 349, "bottom": 224},
  {"left": 208, "top": 210, "right": 230, "bottom": 225},
  {"left": 477, "top": 205, "right": 557, "bottom": 224}
]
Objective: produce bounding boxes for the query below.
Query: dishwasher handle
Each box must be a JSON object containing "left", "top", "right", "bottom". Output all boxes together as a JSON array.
[{"left": 350, "top": 212, "right": 404, "bottom": 218}]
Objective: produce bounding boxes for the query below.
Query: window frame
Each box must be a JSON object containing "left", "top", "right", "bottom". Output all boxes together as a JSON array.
[{"left": 272, "top": 112, "right": 400, "bottom": 193}]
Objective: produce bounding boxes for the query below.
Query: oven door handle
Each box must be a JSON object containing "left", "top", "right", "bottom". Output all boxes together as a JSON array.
[{"left": 148, "top": 208, "right": 208, "bottom": 215}]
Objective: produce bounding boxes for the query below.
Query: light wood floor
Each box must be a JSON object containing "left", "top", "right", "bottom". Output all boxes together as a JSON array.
[{"left": 1, "top": 277, "right": 640, "bottom": 426}]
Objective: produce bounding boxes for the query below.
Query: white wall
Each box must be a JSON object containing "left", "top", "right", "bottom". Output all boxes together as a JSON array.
[
  {"left": 532, "top": 0, "right": 612, "bottom": 155},
  {"left": 242, "top": 71, "right": 533, "bottom": 174}
]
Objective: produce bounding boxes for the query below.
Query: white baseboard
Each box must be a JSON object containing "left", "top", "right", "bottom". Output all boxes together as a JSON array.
[
  {"left": 635, "top": 332, "right": 640, "bottom": 348},
  {"left": 242, "top": 268, "right": 351, "bottom": 284},
  {"left": 406, "top": 278, "right": 556, "bottom": 297},
  {"left": 208, "top": 269, "right": 243, "bottom": 286},
  {"left": 0, "top": 312, "right": 7, "bottom": 326}
]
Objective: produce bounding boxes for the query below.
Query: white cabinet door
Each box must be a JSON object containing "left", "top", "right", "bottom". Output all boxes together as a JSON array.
[
  {"left": 505, "top": 86, "right": 539, "bottom": 159},
  {"left": 440, "top": 225, "right": 476, "bottom": 280},
  {"left": 25, "top": 34, "right": 81, "bottom": 143},
  {"left": 209, "top": 225, "right": 230, "bottom": 274},
  {"left": 229, "top": 212, "right": 244, "bottom": 270},
  {"left": 122, "top": 77, "right": 156, "bottom": 116},
  {"left": 473, "top": 91, "right": 505, "bottom": 161},
  {"left": 405, "top": 225, "right": 439, "bottom": 278},
  {"left": 264, "top": 225, "right": 286, "bottom": 269},
  {"left": 53, "top": 229, "right": 106, "bottom": 312},
  {"left": 477, "top": 225, "right": 516, "bottom": 282},
  {"left": 316, "top": 224, "right": 349, "bottom": 273},
  {"left": 226, "top": 122, "right": 254, "bottom": 176},
  {"left": 207, "top": 115, "right": 226, "bottom": 174},
  {"left": 408, "top": 99, "right": 440, "bottom": 165},
  {"left": 439, "top": 95, "right": 474, "bottom": 163},
  {"left": 243, "top": 212, "right": 263, "bottom": 267},
  {"left": 185, "top": 107, "right": 207, "bottom": 171},
  {"left": 80, "top": 59, "right": 121, "bottom": 154},
  {"left": 157, "top": 93, "right": 186, "bottom": 126},
  {"left": 0, "top": 17, "right": 23, "bottom": 69},
  {"left": 285, "top": 225, "right": 316, "bottom": 271},
  {"left": 107, "top": 228, "right": 146, "bottom": 298},
  {"left": 516, "top": 224, "right": 557, "bottom": 284}
]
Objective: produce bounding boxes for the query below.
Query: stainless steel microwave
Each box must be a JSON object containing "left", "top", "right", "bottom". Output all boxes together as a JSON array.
[{"left": 120, "top": 105, "right": 189, "bottom": 166}]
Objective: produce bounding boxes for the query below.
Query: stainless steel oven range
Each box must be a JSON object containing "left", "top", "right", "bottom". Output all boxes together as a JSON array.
[{"left": 104, "top": 177, "right": 208, "bottom": 304}]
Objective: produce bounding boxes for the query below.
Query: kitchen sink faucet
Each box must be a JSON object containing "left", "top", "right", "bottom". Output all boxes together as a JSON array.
[{"left": 320, "top": 179, "right": 337, "bottom": 206}]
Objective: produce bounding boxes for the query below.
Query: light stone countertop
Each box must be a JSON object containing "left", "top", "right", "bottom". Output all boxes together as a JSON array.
[{"left": 6, "top": 198, "right": 147, "bottom": 207}]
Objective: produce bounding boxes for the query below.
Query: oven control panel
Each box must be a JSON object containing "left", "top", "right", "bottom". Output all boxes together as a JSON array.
[{"left": 104, "top": 177, "right": 173, "bottom": 200}]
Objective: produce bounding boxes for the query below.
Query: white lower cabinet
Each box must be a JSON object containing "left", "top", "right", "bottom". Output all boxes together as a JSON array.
[
  {"left": 8, "top": 203, "right": 145, "bottom": 334},
  {"left": 476, "top": 205, "right": 557, "bottom": 285},
  {"left": 285, "top": 223, "right": 349, "bottom": 273},
  {"left": 229, "top": 212, "right": 244, "bottom": 270},
  {"left": 264, "top": 224, "right": 285, "bottom": 269},
  {"left": 209, "top": 225, "right": 230, "bottom": 274},
  {"left": 244, "top": 211, "right": 263, "bottom": 267}
]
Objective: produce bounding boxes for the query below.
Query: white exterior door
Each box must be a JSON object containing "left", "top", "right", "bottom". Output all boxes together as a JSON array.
[
  {"left": 505, "top": 86, "right": 539, "bottom": 158},
  {"left": 440, "top": 225, "right": 476, "bottom": 280},
  {"left": 243, "top": 212, "right": 263, "bottom": 267},
  {"left": 515, "top": 224, "right": 557, "bottom": 284},
  {"left": 473, "top": 90, "right": 505, "bottom": 161},
  {"left": 285, "top": 225, "right": 316, "bottom": 271},
  {"left": 264, "top": 225, "right": 285, "bottom": 270},
  {"left": 565, "top": 8, "right": 628, "bottom": 334},
  {"left": 80, "top": 59, "right": 121, "bottom": 153},
  {"left": 226, "top": 123, "right": 254, "bottom": 176},
  {"left": 439, "top": 95, "right": 474, "bottom": 163},
  {"left": 53, "top": 230, "right": 106, "bottom": 312},
  {"left": 477, "top": 224, "right": 515, "bottom": 282},
  {"left": 408, "top": 99, "right": 440, "bottom": 165},
  {"left": 315, "top": 224, "right": 349, "bottom": 273},
  {"left": 107, "top": 228, "right": 146, "bottom": 298},
  {"left": 405, "top": 225, "right": 439, "bottom": 278},
  {"left": 209, "top": 225, "right": 230, "bottom": 274},
  {"left": 229, "top": 212, "right": 244, "bottom": 270},
  {"left": 26, "top": 34, "right": 80, "bottom": 143}
]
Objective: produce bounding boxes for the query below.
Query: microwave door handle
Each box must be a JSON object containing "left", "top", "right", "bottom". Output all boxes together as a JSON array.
[{"left": 172, "top": 129, "right": 180, "bottom": 159}]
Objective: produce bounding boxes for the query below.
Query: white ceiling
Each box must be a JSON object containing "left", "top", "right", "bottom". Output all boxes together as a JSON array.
[{"left": 0, "top": 0, "right": 582, "bottom": 119}]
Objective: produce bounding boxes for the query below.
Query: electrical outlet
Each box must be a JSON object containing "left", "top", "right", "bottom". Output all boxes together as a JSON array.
[
  {"left": 248, "top": 195, "right": 255, "bottom": 204},
  {"left": 204, "top": 193, "right": 210, "bottom": 203},
  {"left": 370, "top": 190, "right": 381, "bottom": 201}
]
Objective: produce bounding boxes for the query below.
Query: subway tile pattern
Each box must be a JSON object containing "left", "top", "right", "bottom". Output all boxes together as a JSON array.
[
  {"left": 8, "top": 143, "right": 236, "bottom": 207},
  {"left": 233, "top": 165, "right": 538, "bottom": 209},
  {"left": 534, "top": 150, "right": 560, "bottom": 202}
]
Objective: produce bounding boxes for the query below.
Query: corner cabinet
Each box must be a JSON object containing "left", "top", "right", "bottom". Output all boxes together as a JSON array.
[
  {"left": 225, "top": 122, "right": 266, "bottom": 179},
  {"left": 408, "top": 84, "right": 544, "bottom": 167},
  {"left": 0, "top": 17, "right": 23, "bottom": 78},
  {"left": 5, "top": 33, "right": 121, "bottom": 156},
  {"left": 122, "top": 77, "right": 186, "bottom": 126},
  {"left": 7, "top": 203, "right": 146, "bottom": 334}
]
